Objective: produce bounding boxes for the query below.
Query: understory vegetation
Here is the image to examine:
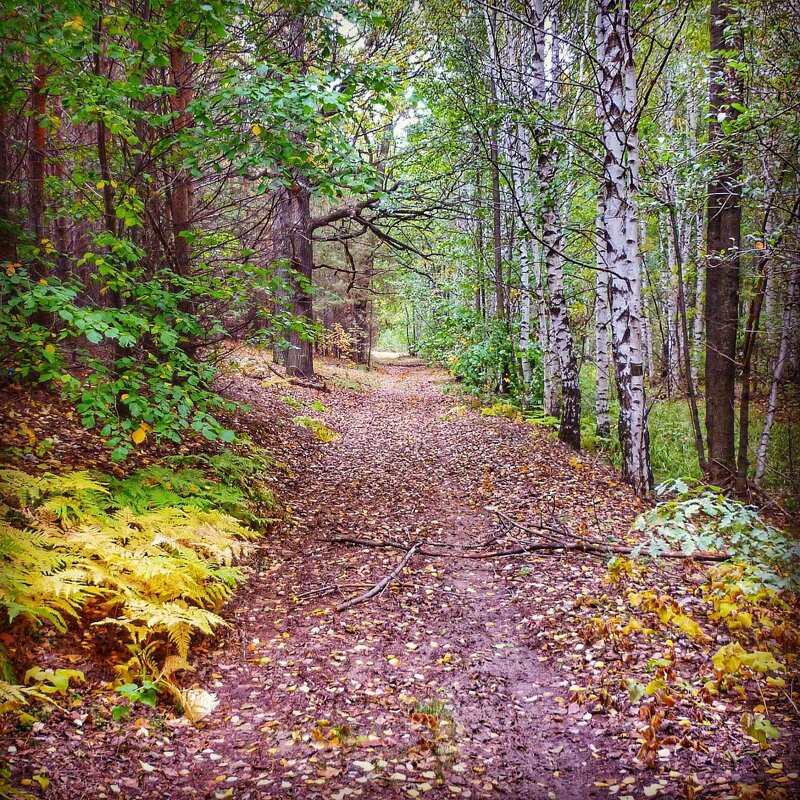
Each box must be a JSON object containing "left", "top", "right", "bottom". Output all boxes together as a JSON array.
[{"left": 0, "top": 448, "right": 278, "bottom": 727}]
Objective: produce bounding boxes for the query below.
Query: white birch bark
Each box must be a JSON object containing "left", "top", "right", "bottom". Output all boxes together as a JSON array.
[
  {"left": 595, "top": 207, "right": 611, "bottom": 438},
  {"left": 691, "top": 208, "right": 705, "bottom": 382},
  {"left": 660, "top": 211, "right": 679, "bottom": 393},
  {"left": 596, "top": 0, "right": 652, "bottom": 494},
  {"left": 755, "top": 265, "right": 799, "bottom": 484},
  {"left": 532, "top": 237, "right": 560, "bottom": 415},
  {"left": 520, "top": 242, "right": 532, "bottom": 385},
  {"left": 531, "top": 0, "right": 581, "bottom": 448}
]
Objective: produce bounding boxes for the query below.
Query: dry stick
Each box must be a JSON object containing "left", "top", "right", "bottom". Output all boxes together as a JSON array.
[
  {"left": 324, "top": 533, "right": 728, "bottom": 564},
  {"left": 335, "top": 543, "right": 421, "bottom": 612},
  {"left": 491, "top": 507, "right": 592, "bottom": 544},
  {"left": 250, "top": 362, "right": 329, "bottom": 392},
  {"left": 324, "top": 536, "right": 444, "bottom": 557},
  {"left": 491, "top": 509, "right": 729, "bottom": 561},
  {"left": 465, "top": 541, "right": 727, "bottom": 561},
  {"left": 298, "top": 582, "right": 414, "bottom": 600}
]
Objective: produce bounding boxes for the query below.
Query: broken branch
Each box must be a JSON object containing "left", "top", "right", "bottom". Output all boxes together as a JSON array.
[{"left": 335, "top": 543, "right": 420, "bottom": 612}]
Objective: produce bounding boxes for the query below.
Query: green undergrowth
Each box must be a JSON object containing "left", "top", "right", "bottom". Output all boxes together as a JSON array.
[
  {"left": 0, "top": 447, "right": 279, "bottom": 724},
  {"left": 291, "top": 415, "right": 341, "bottom": 443}
]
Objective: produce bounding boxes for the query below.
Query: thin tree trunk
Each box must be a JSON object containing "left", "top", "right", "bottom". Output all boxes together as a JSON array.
[
  {"left": 596, "top": 0, "right": 652, "bottom": 495},
  {"left": 692, "top": 209, "right": 705, "bottom": 385},
  {"left": 755, "top": 266, "right": 799, "bottom": 485},
  {"left": 520, "top": 240, "right": 532, "bottom": 386},
  {"left": 531, "top": 0, "right": 580, "bottom": 448},
  {"left": 168, "top": 36, "right": 195, "bottom": 279},
  {"left": 0, "top": 108, "right": 16, "bottom": 263},
  {"left": 27, "top": 61, "right": 48, "bottom": 279},
  {"left": 705, "top": 0, "right": 743, "bottom": 484},
  {"left": 490, "top": 127, "right": 505, "bottom": 322},
  {"left": 668, "top": 203, "right": 707, "bottom": 471},
  {"left": 595, "top": 205, "right": 611, "bottom": 439}
]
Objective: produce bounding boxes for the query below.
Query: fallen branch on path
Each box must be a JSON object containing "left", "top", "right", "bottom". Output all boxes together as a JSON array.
[
  {"left": 248, "top": 362, "right": 329, "bottom": 392},
  {"left": 297, "top": 582, "right": 414, "bottom": 600},
  {"left": 324, "top": 536, "right": 443, "bottom": 557},
  {"left": 335, "top": 543, "right": 420, "bottom": 612},
  {"left": 465, "top": 541, "right": 728, "bottom": 561},
  {"left": 487, "top": 508, "right": 730, "bottom": 562},
  {"left": 323, "top": 523, "right": 729, "bottom": 564}
]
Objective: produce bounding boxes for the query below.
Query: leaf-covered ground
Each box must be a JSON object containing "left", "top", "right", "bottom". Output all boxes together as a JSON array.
[{"left": 3, "top": 358, "right": 798, "bottom": 799}]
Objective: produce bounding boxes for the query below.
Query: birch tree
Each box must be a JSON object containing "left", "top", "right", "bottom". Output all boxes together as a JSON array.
[
  {"left": 596, "top": 0, "right": 652, "bottom": 494},
  {"left": 528, "top": 0, "right": 581, "bottom": 449}
]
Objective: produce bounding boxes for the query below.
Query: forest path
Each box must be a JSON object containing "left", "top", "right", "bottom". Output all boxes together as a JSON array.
[
  {"left": 177, "top": 358, "right": 643, "bottom": 799},
  {"left": 14, "top": 359, "right": 651, "bottom": 800}
]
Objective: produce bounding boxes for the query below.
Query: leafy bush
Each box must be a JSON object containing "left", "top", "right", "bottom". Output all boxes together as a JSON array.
[
  {"left": 633, "top": 480, "right": 800, "bottom": 590},
  {"left": 0, "top": 264, "right": 238, "bottom": 461},
  {"left": 414, "top": 295, "right": 538, "bottom": 400}
]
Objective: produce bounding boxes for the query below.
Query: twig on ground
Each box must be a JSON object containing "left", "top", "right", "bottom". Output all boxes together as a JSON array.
[
  {"left": 249, "top": 362, "right": 329, "bottom": 392},
  {"left": 335, "top": 543, "right": 421, "bottom": 612}
]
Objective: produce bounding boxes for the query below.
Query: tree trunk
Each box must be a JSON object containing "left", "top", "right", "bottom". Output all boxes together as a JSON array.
[
  {"left": 596, "top": 0, "right": 652, "bottom": 495},
  {"left": 168, "top": 38, "right": 195, "bottom": 279},
  {"left": 530, "top": 0, "right": 580, "bottom": 447},
  {"left": 692, "top": 209, "right": 705, "bottom": 385},
  {"left": 519, "top": 241, "right": 532, "bottom": 386},
  {"left": 284, "top": 179, "right": 315, "bottom": 378},
  {"left": 595, "top": 205, "right": 611, "bottom": 439},
  {"left": 669, "top": 203, "right": 707, "bottom": 472},
  {"left": 0, "top": 109, "right": 16, "bottom": 263},
  {"left": 704, "top": 0, "right": 743, "bottom": 484},
  {"left": 755, "top": 266, "right": 799, "bottom": 485},
  {"left": 27, "top": 62, "right": 48, "bottom": 278},
  {"left": 352, "top": 293, "right": 370, "bottom": 365},
  {"left": 489, "top": 127, "right": 506, "bottom": 321}
]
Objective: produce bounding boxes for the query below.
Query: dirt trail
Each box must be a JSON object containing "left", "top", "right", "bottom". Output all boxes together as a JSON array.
[
  {"left": 184, "top": 359, "right": 634, "bottom": 799},
  {"left": 10, "top": 360, "right": 744, "bottom": 799}
]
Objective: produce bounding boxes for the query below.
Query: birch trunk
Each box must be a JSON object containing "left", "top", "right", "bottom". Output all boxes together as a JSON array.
[
  {"left": 596, "top": 0, "right": 652, "bottom": 495},
  {"left": 520, "top": 239, "right": 532, "bottom": 386},
  {"left": 691, "top": 209, "right": 705, "bottom": 383},
  {"left": 531, "top": 0, "right": 580, "bottom": 448},
  {"left": 755, "top": 267, "right": 799, "bottom": 484},
  {"left": 532, "top": 239, "right": 559, "bottom": 415},
  {"left": 595, "top": 206, "right": 611, "bottom": 439}
]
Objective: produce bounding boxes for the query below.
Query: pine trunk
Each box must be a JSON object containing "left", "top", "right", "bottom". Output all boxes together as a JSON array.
[{"left": 704, "top": 0, "right": 743, "bottom": 484}]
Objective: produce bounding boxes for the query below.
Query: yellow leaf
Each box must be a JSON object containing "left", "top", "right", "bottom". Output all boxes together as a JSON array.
[
  {"left": 739, "top": 650, "right": 783, "bottom": 674},
  {"left": 670, "top": 613, "right": 705, "bottom": 640},
  {"left": 131, "top": 427, "right": 147, "bottom": 444},
  {"left": 63, "top": 16, "right": 84, "bottom": 32},
  {"left": 44, "top": 344, "right": 56, "bottom": 354},
  {"left": 251, "top": 124, "right": 262, "bottom": 136}
]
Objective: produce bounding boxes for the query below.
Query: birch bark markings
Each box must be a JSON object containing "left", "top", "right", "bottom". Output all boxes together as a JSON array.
[
  {"left": 595, "top": 206, "right": 611, "bottom": 439},
  {"left": 596, "top": 0, "right": 652, "bottom": 494},
  {"left": 529, "top": 0, "right": 581, "bottom": 449}
]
